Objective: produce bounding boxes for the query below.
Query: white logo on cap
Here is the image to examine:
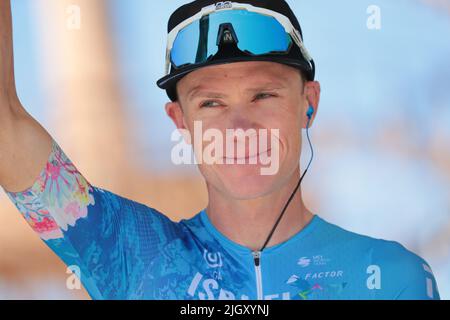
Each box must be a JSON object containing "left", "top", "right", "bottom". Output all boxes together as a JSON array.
[{"left": 215, "top": 1, "right": 232, "bottom": 10}]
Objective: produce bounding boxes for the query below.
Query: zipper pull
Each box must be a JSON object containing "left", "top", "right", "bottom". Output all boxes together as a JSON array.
[{"left": 252, "top": 251, "right": 261, "bottom": 267}]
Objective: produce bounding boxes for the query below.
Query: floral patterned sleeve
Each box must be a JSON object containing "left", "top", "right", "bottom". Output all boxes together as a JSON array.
[
  {"left": 5, "top": 140, "right": 95, "bottom": 241},
  {"left": 2, "top": 139, "right": 182, "bottom": 299}
]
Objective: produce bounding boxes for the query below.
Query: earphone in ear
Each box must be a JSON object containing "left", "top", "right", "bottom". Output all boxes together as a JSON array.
[{"left": 307, "top": 105, "right": 314, "bottom": 119}]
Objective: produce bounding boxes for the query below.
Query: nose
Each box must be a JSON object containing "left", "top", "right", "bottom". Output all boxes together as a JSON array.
[
  {"left": 221, "top": 108, "right": 269, "bottom": 159},
  {"left": 225, "top": 105, "right": 259, "bottom": 133}
]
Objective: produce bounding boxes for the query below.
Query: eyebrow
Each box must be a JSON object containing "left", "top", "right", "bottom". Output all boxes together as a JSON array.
[
  {"left": 187, "top": 83, "right": 288, "bottom": 101},
  {"left": 187, "top": 87, "right": 225, "bottom": 101}
]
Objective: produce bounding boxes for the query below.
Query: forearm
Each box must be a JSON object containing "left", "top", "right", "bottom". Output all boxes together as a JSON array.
[{"left": 0, "top": 0, "right": 17, "bottom": 102}]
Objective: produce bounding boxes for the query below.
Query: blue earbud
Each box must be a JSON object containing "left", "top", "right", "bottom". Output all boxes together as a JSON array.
[{"left": 307, "top": 105, "right": 314, "bottom": 119}]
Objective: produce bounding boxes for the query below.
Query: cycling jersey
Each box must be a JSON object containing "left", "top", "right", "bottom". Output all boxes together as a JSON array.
[{"left": 3, "top": 139, "right": 440, "bottom": 300}]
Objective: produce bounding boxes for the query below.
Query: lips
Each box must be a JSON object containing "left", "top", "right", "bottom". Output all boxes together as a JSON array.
[{"left": 223, "top": 148, "right": 272, "bottom": 161}]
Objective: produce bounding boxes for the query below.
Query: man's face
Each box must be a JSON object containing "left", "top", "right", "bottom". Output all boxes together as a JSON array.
[{"left": 166, "top": 61, "right": 319, "bottom": 200}]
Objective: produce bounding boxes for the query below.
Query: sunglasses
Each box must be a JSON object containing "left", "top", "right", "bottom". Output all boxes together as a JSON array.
[{"left": 164, "top": 2, "right": 314, "bottom": 76}]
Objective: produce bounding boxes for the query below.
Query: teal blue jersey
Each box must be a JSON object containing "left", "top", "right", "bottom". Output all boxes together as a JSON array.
[{"left": 4, "top": 140, "right": 440, "bottom": 300}]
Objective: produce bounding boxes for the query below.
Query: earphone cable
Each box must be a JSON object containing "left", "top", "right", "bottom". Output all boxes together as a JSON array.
[{"left": 259, "top": 115, "right": 314, "bottom": 252}]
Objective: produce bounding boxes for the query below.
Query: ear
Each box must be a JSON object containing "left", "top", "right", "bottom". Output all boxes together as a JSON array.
[
  {"left": 165, "top": 101, "right": 191, "bottom": 145},
  {"left": 303, "top": 81, "right": 321, "bottom": 129}
]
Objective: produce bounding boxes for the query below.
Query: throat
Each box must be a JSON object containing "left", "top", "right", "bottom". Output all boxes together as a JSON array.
[{"left": 205, "top": 198, "right": 313, "bottom": 251}]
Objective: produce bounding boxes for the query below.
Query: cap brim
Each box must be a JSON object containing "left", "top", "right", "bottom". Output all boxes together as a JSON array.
[{"left": 156, "top": 56, "right": 314, "bottom": 90}]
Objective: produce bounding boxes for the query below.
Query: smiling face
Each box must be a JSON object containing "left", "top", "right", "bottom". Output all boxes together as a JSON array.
[{"left": 165, "top": 61, "right": 320, "bottom": 200}]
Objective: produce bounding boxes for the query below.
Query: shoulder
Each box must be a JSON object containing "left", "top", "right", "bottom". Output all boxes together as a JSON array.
[
  {"left": 80, "top": 186, "right": 186, "bottom": 245},
  {"left": 316, "top": 216, "right": 440, "bottom": 299}
]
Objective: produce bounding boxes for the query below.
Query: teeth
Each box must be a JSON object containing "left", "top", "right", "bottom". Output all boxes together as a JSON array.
[{"left": 224, "top": 149, "right": 271, "bottom": 161}]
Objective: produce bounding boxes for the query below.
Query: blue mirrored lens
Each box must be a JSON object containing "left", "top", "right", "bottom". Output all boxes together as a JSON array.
[{"left": 171, "top": 10, "right": 292, "bottom": 68}]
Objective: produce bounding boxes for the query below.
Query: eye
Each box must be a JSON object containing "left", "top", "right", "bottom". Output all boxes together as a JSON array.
[
  {"left": 254, "top": 93, "right": 276, "bottom": 101},
  {"left": 200, "top": 100, "right": 221, "bottom": 108}
]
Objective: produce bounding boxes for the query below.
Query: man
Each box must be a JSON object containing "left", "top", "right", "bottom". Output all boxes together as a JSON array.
[{"left": 0, "top": 0, "right": 440, "bottom": 300}]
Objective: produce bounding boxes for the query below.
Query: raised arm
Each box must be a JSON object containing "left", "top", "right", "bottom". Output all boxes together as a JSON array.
[
  {"left": 1, "top": 1, "right": 183, "bottom": 299},
  {"left": 0, "top": 0, "right": 53, "bottom": 193}
]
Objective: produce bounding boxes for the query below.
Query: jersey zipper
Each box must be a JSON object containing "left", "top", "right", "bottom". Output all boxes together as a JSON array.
[{"left": 252, "top": 250, "right": 263, "bottom": 300}]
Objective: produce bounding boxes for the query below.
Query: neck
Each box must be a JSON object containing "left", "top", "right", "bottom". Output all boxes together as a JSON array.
[{"left": 205, "top": 170, "right": 314, "bottom": 252}]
